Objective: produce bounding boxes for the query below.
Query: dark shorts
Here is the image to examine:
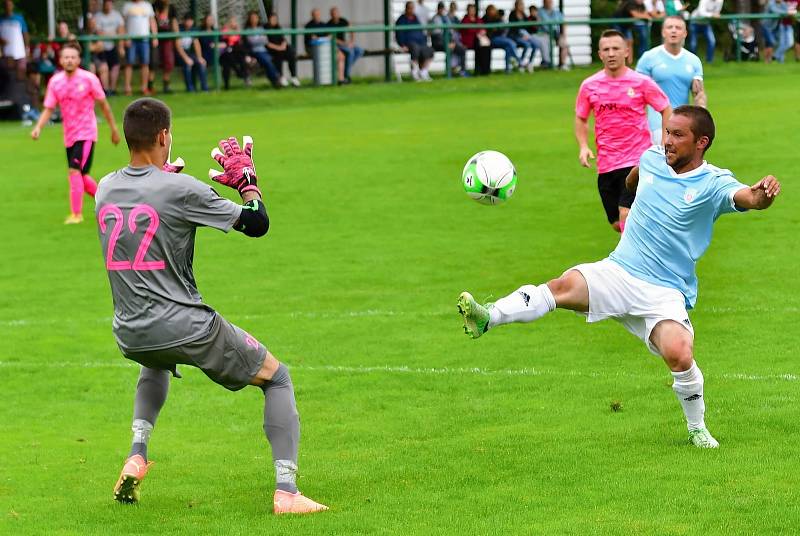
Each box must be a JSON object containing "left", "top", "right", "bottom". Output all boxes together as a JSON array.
[
  {"left": 101, "top": 48, "right": 120, "bottom": 68},
  {"left": 65, "top": 140, "right": 95, "bottom": 174},
  {"left": 120, "top": 314, "right": 267, "bottom": 391},
  {"left": 408, "top": 42, "right": 434, "bottom": 63},
  {"left": 597, "top": 166, "right": 635, "bottom": 224}
]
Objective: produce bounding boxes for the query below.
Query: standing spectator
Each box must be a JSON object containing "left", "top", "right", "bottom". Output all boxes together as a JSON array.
[
  {"left": 508, "top": 0, "right": 539, "bottom": 72},
  {"left": 220, "top": 16, "right": 248, "bottom": 89},
  {"left": 613, "top": 0, "right": 652, "bottom": 61},
  {"left": 689, "top": 0, "right": 723, "bottom": 63},
  {"left": 447, "top": 2, "right": 459, "bottom": 22},
  {"left": 461, "top": 3, "right": 492, "bottom": 75},
  {"left": 198, "top": 14, "right": 216, "bottom": 67},
  {"left": 575, "top": 29, "right": 671, "bottom": 232},
  {"left": 328, "top": 7, "right": 363, "bottom": 84},
  {"left": 415, "top": 0, "right": 432, "bottom": 25},
  {"left": 396, "top": 1, "right": 434, "bottom": 81},
  {"left": 665, "top": 0, "right": 689, "bottom": 17},
  {"left": 484, "top": 4, "right": 526, "bottom": 73},
  {"left": 772, "top": 0, "right": 797, "bottom": 62},
  {"left": 431, "top": 1, "right": 468, "bottom": 76},
  {"left": 94, "top": 0, "right": 125, "bottom": 95},
  {"left": 0, "top": 0, "right": 29, "bottom": 81},
  {"left": 244, "top": 11, "right": 280, "bottom": 88},
  {"left": 266, "top": 13, "right": 300, "bottom": 87},
  {"left": 539, "top": 0, "right": 569, "bottom": 70},
  {"left": 153, "top": 0, "right": 178, "bottom": 93},
  {"left": 175, "top": 13, "right": 207, "bottom": 92},
  {"left": 123, "top": 0, "right": 157, "bottom": 95}
]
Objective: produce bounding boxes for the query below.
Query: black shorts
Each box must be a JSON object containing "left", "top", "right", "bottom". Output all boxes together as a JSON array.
[
  {"left": 101, "top": 48, "right": 120, "bottom": 68},
  {"left": 65, "top": 140, "right": 95, "bottom": 174},
  {"left": 597, "top": 166, "right": 635, "bottom": 224}
]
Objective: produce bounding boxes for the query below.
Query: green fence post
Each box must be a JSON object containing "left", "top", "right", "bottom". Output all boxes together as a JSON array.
[
  {"left": 734, "top": 18, "right": 741, "bottom": 63},
  {"left": 384, "top": 0, "right": 392, "bottom": 82},
  {"left": 331, "top": 29, "right": 338, "bottom": 85},
  {"left": 443, "top": 21, "right": 451, "bottom": 79},
  {"left": 213, "top": 29, "right": 221, "bottom": 90},
  {"left": 290, "top": 0, "right": 298, "bottom": 53}
]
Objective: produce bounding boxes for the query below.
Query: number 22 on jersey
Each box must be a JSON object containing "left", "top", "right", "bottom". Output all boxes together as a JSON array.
[{"left": 99, "top": 203, "right": 165, "bottom": 271}]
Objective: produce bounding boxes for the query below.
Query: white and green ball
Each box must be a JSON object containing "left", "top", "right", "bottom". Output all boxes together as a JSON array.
[{"left": 462, "top": 150, "right": 517, "bottom": 205}]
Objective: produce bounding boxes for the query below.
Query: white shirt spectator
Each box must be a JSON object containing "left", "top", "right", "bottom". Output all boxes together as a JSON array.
[
  {"left": 415, "top": 1, "right": 431, "bottom": 25},
  {"left": 0, "top": 12, "right": 27, "bottom": 60},
  {"left": 644, "top": 0, "right": 666, "bottom": 14},
  {"left": 692, "top": 0, "right": 724, "bottom": 18},
  {"left": 94, "top": 9, "right": 125, "bottom": 51},
  {"left": 123, "top": 0, "right": 154, "bottom": 37}
]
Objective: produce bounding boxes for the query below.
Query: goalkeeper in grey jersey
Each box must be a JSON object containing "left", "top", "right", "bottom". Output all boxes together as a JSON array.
[{"left": 96, "top": 98, "right": 326, "bottom": 514}]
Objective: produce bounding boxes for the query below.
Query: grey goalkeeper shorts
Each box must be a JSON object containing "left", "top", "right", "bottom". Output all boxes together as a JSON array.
[{"left": 121, "top": 314, "right": 267, "bottom": 391}]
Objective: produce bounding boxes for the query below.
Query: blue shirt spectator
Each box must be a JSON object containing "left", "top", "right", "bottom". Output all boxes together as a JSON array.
[{"left": 396, "top": 11, "right": 428, "bottom": 47}]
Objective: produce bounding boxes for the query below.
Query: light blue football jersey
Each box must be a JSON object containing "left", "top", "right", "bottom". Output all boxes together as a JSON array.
[
  {"left": 636, "top": 46, "right": 703, "bottom": 132},
  {"left": 609, "top": 146, "right": 747, "bottom": 309}
]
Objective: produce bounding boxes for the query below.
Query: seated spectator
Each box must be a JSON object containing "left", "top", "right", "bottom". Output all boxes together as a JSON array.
[
  {"left": 175, "top": 13, "right": 207, "bottom": 92},
  {"left": 198, "top": 14, "right": 216, "bottom": 67},
  {"left": 220, "top": 15, "right": 248, "bottom": 89},
  {"left": 689, "top": 0, "right": 723, "bottom": 63},
  {"left": 431, "top": 1, "right": 468, "bottom": 76},
  {"left": 461, "top": 3, "right": 492, "bottom": 75},
  {"left": 304, "top": 8, "right": 346, "bottom": 82},
  {"left": 613, "top": 0, "right": 652, "bottom": 61},
  {"left": 266, "top": 12, "right": 300, "bottom": 87},
  {"left": 396, "top": 0, "right": 434, "bottom": 81},
  {"left": 244, "top": 11, "right": 280, "bottom": 88},
  {"left": 85, "top": 18, "right": 109, "bottom": 82},
  {"left": 539, "top": 0, "right": 570, "bottom": 70},
  {"left": 122, "top": 0, "right": 157, "bottom": 96},
  {"left": 415, "top": 0, "right": 431, "bottom": 25},
  {"left": 507, "top": 0, "right": 539, "bottom": 72},
  {"left": 93, "top": 0, "right": 125, "bottom": 94},
  {"left": 328, "top": 7, "right": 363, "bottom": 83},
  {"left": 447, "top": 2, "right": 459, "bottom": 23},
  {"left": 483, "top": 4, "right": 525, "bottom": 73}
]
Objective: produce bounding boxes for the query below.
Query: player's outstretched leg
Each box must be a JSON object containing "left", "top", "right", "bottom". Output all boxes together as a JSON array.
[
  {"left": 458, "top": 283, "right": 557, "bottom": 339},
  {"left": 457, "top": 292, "right": 490, "bottom": 339},
  {"left": 259, "top": 361, "right": 327, "bottom": 514},
  {"left": 114, "top": 367, "right": 170, "bottom": 503}
]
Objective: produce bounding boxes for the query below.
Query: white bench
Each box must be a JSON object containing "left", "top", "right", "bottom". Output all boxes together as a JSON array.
[{"left": 391, "top": 46, "right": 559, "bottom": 79}]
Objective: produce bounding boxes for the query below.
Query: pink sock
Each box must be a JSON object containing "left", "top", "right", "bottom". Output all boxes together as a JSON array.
[
  {"left": 83, "top": 175, "right": 97, "bottom": 197},
  {"left": 68, "top": 170, "right": 84, "bottom": 214}
]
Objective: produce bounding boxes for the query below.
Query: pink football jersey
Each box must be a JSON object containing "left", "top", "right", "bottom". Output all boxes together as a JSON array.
[{"left": 44, "top": 69, "right": 106, "bottom": 147}]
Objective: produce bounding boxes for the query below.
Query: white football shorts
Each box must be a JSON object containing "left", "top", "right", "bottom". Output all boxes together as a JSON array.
[{"left": 568, "top": 258, "right": 693, "bottom": 356}]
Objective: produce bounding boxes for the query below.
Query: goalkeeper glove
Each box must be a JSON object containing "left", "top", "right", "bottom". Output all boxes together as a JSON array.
[{"left": 208, "top": 136, "right": 261, "bottom": 196}]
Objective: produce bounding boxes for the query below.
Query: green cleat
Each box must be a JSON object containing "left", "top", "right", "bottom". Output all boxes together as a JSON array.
[
  {"left": 457, "top": 292, "right": 490, "bottom": 339},
  {"left": 688, "top": 428, "right": 719, "bottom": 449}
]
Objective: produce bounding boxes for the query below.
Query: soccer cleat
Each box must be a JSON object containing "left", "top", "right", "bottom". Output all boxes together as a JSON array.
[
  {"left": 688, "top": 428, "right": 719, "bottom": 449},
  {"left": 457, "top": 292, "right": 490, "bottom": 339},
  {"left": 273, "top": 490, "right": 328, "bottom": 515},
  {"left": 113, "top": 454, "right": 154, "bottom": 504},
  {"left": 64, "top": 213, "right": 83, "bottom": 224}
]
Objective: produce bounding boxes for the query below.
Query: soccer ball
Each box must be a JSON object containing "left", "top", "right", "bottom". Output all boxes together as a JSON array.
[{"left": 461, "top": 150, "right": 517, "bottom": 205}]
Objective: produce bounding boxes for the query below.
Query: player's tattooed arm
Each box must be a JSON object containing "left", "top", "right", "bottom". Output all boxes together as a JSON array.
[
  {"left": 574, "top": 115, "right": 595, "bottom": 168},
  {"left": 733, "top": 175, "right": 781, "bottom": 210},
  {"left": 625, "top": 166, "right": 640, "bottom": 192},
  {"left": 691, "top": 79, "right": 707, "bottom": 108}
]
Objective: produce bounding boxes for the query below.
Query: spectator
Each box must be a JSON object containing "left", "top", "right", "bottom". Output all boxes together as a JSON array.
[
  {"left": 328, "top": 7, "right": 363, "bottom": 84},
  {"left": 645, "top": 0, "right": 666, "bottom": 19},
  {"left": 461, "top": 3, "right": 492, "bottom": 75},
  {"left": 153, "top": 0, "right": 178, "bottom": 93},
  {"left": 175, "top": 12, "right": 207, "bottom": 92},
  {"left": 539, "top": 0, "right": 570, "bottom": 70},
  {"left": 304, "top": 8, "right": 327, "bottom": 51},
  {"left": 122, "top": 0, "right": 157, "bottom": 95},
  {"left": 613, "top": 0, "right": 652, "bottom": 61},
  {"left": 773, "top": 0, "right": 797, "bottom": 63},
  {"left": 85, "top": 18, "right": 108, "bottom": 80},
  {"left": 266, "top": 13, "right": 300, "bottom": 87},
  {"left": 431, "top": 1, "right": 467, "bottom": 76},
  {"left": 484, "top": 4, "right": 526, "bottom": 73},
  {"left": 220, "top": 15, "right": 248, "bottom": 89},
  {"left": 447, "top": 2, "right": 459, "bottom": 22},
  {"left": 688, "top": 0, "right": 723, "bottom": 63},
  {"left": 415, "top": 0, "right": 432, "bottom": 25},
  {"left": 198, "top": 14, "right": 216, "bottom": 67},
  {"left": 396, "top": 0, "right": 434, "bottom": 81},
  {"left": 93, "top": 0, "right": 125, "bottom": 95},
  {"left": 507, "top": 0, "right": 539, "bottom": 72},
  {"left": 244, "top": 11, "right": 280, "bottom": 88},
  {"left": 0, "top": 0, "right": 29, "bottom": 81},
  {"left": 664, "top": 0, "right": 689, "bottom": 17}
]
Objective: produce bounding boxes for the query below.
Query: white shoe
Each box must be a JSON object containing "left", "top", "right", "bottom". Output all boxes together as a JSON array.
[
  {"left": 279, "top": 76, "right": 289, "bottom": 87},
  {"left": 420, "top": 70, "right": 432, "bottom": 82},
  {"left": 525, "top": 62, "right": 534, "bottom": 73},
  {"left": 290, "top": 77, "right": 301, "bottom": 87},
  {"left": 688, "top": 428, "right": 719, "bottom": 448},
  {"left": 411, "top": 68, "right": 421, "bottom": 81},
  {"left": 560, "top": 64, "right": 571, "bottom": 72}
]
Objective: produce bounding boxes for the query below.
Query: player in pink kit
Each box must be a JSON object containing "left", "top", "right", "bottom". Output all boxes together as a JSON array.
[
  {"left": 575, "top": 29, "right": 671, "bottom": 233},
  {"left": 31, "top": 42, "right": 121, "bottom": 224}
]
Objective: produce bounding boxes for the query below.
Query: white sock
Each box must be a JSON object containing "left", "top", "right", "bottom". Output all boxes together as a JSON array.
[
  {"left": 488, "top": 284, "right": 556, "bottom": 328},
  {"left": 671, "top": 362, "right": 706, "bottom": 431}
]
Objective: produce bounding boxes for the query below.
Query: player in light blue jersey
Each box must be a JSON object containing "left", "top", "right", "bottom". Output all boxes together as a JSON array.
[
  {"left": 458, "top": 106, "right": 781, "bottom": 448},
  {"left": 636, "top": 16, "right": 706, "bottom": 145}
]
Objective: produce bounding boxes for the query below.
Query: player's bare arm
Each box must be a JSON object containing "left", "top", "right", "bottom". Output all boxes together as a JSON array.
[
  {"left": 733, "top": 175, "right": 781, "bottom": 210},
  {"left": 691, "top": 79, "right": 707, "bottom": 108},
  {"left": 625, "top": 166, "right": 640, "bottom": 192},
  {"left": 30, "top": 107, "right": 55, "bottom": 140},
  {"left": 97, "top": 99, "right": 121, "bottom": 145},
  {"left": 574, "top": 115, "right": 595, "bottom": 167}
]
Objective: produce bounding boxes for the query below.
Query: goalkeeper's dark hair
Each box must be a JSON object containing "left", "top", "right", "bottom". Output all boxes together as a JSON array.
[
  {"left": 673, "top": 105, "right": 715, "bottom": 153},
  {"left": 123, "top": 98, "right": 171, "bottom": 151}
]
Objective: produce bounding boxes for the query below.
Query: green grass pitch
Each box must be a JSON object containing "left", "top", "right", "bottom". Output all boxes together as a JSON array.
[{"left": 1, "top": 63, "right": 799, "bottom": 535}]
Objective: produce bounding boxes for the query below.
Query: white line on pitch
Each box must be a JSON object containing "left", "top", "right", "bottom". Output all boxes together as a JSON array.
[{"left": 0, "top": 361, "right": 795, "bottom": 382}]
